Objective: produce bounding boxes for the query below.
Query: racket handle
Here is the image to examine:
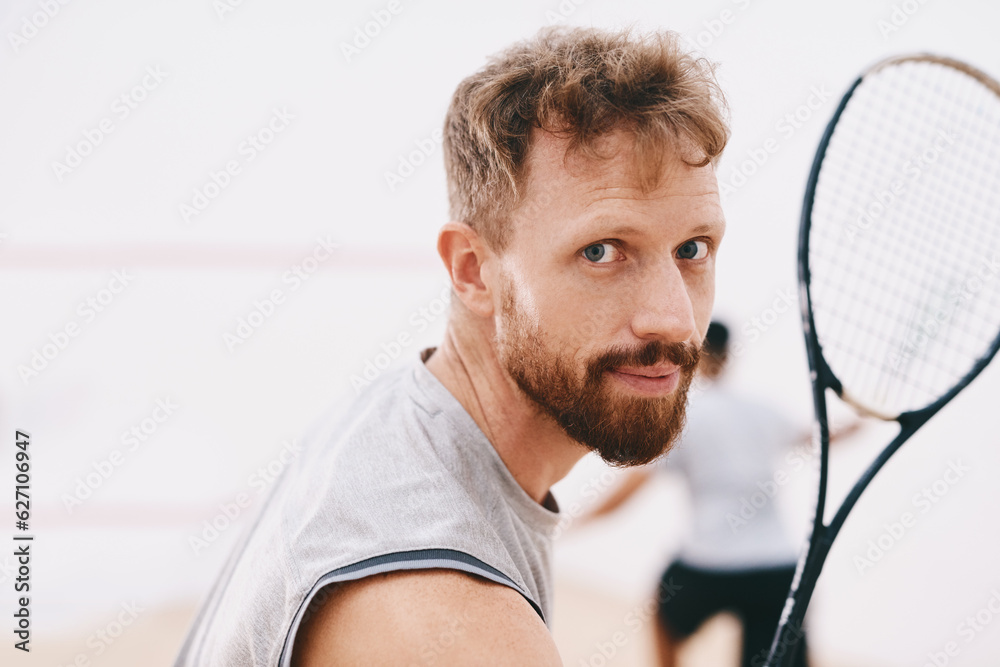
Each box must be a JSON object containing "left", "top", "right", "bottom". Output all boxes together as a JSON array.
[
  {"left": 763, "top": 606, "right": 809, "bottom": 667},
  {"left": 763, "top": 534, "right": 833, "bottom": 667}
]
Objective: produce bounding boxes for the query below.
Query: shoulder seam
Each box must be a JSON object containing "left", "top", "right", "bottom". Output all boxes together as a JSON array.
[{"left": 277, "top": 548, "right": 545, "bottom": 666}]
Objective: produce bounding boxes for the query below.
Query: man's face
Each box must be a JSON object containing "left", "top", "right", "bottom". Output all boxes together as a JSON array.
[{"left": 493, "top": 129, "right": 725, "bottom": 466}]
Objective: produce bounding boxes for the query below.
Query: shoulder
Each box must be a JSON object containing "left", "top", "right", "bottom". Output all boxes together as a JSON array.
[{"left": 290, "top": 569, "right": 562, "bottom": 666}]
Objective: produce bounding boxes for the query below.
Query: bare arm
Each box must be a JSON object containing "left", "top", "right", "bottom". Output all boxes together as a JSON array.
[
  {"left": 794, "top": 417, "right": 865, "bottom": 447},
  {"left": 830, "top": 418, "right": 863, "bottom": 443},
  {"left": 291, "top": 569, "right": 563, "bottom": 666},
  {"left": 581, "top": 468, "right": 655, "bottom": 522}
]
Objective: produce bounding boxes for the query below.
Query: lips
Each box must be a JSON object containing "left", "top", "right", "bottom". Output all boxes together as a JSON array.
[
  {"left": 612, "top": 364, "right": 680, "bottom": 378},
  {"left": 607, "top": 365, "right": 682, "bottom": 396}
]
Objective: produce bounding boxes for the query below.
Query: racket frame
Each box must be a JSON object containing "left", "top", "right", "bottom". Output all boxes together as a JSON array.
[{"left": 764, "top": 54, "right": 1000, "bottom": 667}]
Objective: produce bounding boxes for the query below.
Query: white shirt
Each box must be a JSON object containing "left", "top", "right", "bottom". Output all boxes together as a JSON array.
[{"left": 663, "top": 380, "right": 802, "bottom": 570}]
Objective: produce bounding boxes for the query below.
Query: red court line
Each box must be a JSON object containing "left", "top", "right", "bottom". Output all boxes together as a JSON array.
[
  {"left": 32, "top": 502, "right": 263, "bottom": 528},
  {"left": 0, "top": 244, "right": 441, "bottom": 271}
]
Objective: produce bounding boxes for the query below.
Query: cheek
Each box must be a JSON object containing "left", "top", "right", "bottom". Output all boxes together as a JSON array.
[
  {"left": 538, "top": 286, "right": 630, "bottom": 357},
  {"left": 498, "top": 264, "right": 542, "bottom": 326}
]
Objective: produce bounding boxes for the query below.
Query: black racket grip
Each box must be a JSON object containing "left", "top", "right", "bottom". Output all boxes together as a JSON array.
[{"left": 763, "top": 533, "right": 834, "bottom": 667}]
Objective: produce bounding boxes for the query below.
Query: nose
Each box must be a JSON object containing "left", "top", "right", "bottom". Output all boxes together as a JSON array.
[{"left": 629, "top": 259, "right": 698, "bottom": 344}]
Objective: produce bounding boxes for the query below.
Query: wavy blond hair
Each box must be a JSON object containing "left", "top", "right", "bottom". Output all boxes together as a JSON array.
[{"left": 442, "top": 26, "right": 730, "bottom": 250}]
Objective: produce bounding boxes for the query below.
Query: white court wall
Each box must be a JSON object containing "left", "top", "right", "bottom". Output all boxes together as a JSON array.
[{"left": 2, "top": 0, "right": 999, "bottom": 664}]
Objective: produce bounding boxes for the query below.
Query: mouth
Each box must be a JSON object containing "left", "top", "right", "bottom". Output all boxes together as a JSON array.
[{"left": 607, "top": 364, "right": 682, "bottom": 397}]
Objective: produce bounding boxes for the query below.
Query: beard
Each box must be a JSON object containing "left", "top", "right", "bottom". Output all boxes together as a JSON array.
[{"left": 495, "top": 284, "right": 701, "bottom": 467}]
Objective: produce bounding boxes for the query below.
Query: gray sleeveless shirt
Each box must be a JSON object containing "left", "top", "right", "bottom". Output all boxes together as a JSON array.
[{"left": 174, "top": 349, "right": 560, "bottom": 666}]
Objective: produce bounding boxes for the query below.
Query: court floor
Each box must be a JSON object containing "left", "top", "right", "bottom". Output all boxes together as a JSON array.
[{"left": 33, "top": 577, "right": 859, "bottom": 667}]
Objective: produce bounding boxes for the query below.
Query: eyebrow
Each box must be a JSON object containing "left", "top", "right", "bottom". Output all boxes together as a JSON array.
[
  {"left": 684, "top": 222, "right": 724, "bottom": 236},
  {"left": 581, "top": 219, "right": 724, "bottom": 238},
  {"left": 595, "top": 224, "right": 642, "bottom": 237}
]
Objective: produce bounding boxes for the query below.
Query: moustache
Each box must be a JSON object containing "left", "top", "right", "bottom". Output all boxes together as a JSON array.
[{"left": 587, "top": 340, "right": 702, "bottom": 384}]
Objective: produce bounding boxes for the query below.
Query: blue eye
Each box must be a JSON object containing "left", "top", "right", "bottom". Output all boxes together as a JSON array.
[
  {"left": 676, "top": 240, "right": 708, "bottom": 260},
  {"left": 583, "top": 243, "right": 616, "bottom": 263}
]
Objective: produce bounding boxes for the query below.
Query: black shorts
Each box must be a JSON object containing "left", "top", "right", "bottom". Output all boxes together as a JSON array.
[{"left": 656, "top": 560, "right": 808, "bottom": 667}]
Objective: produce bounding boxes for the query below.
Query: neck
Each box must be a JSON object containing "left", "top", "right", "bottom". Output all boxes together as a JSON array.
[{"left": 425, "top": 320, "right": 588, "bottom": 505}]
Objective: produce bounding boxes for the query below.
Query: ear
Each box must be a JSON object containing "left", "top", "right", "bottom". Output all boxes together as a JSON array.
[{"left": 436, "top": 222, "right": 497, "bottom": 318}]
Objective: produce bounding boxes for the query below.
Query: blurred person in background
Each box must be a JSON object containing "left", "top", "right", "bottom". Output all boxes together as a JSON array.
[{"left": 586, "top": 321, "right": 858, "bottom": 667}]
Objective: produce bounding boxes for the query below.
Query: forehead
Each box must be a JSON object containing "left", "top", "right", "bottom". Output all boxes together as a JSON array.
[{"left": 510, "top": 127, "right": 723, "bottom": 240}]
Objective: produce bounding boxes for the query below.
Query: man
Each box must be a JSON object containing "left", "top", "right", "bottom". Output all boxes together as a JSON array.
[
  {"left": 175, "top": 26, "right": 729, "bottom": 666},
  {"left": 585, "top": 322, "right": 820, "bottom": 667}
]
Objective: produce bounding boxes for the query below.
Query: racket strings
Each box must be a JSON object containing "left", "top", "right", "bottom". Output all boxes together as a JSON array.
[
  {"left": 817, "top": 67, "right": 958, "bottom": 308},
  {"left": 808, "top": 57, "right": 1000, "bottom": 416},
  {"left": 818, "top": 65, "right": 976, "bottom": 306},
  {"left": 848, "top": 73, "right": 999, "bottom": 405}
]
